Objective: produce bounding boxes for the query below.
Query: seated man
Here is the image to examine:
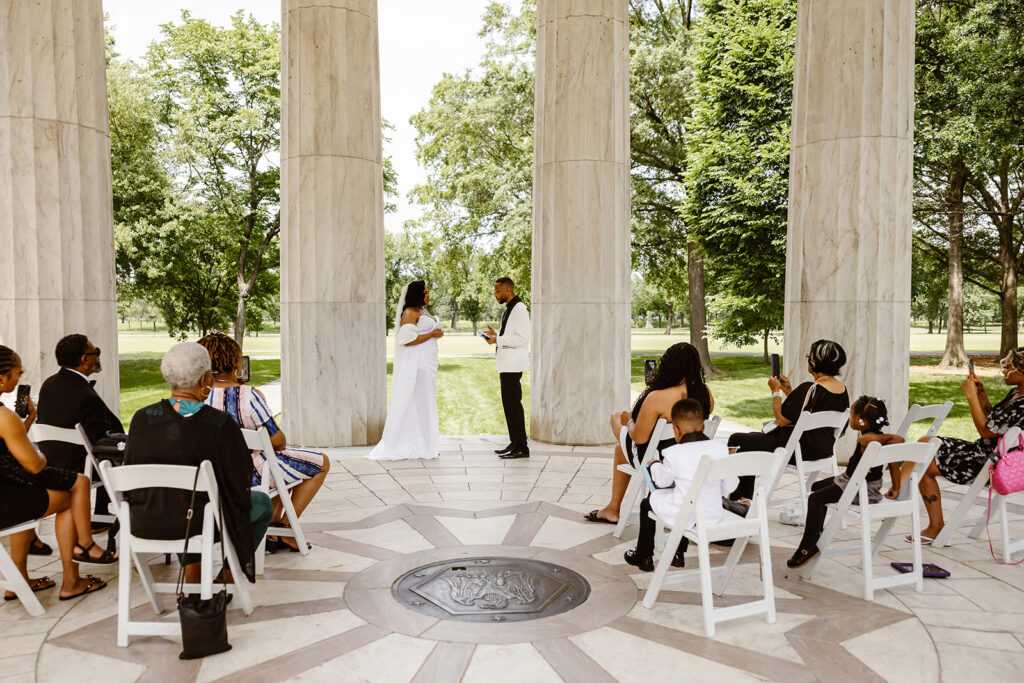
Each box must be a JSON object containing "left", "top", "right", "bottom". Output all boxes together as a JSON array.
[
  {"left": 35, "top": 334, "right": 123, "bottom": 534},
  {"left": 624, "top": 398, "right": 737, "bottom": 572}
]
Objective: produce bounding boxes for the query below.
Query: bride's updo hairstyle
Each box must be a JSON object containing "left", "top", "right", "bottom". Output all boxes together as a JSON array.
[{"left": 403, "top": 280, "right": 427, "bottom": 310}]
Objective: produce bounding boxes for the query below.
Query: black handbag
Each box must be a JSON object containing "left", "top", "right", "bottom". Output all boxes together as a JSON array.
[{"left": 175, "top": 467, "right": 232, "bottom": 660}]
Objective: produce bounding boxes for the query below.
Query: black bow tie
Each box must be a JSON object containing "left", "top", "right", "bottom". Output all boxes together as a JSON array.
[{"left": 89, "top": 380, "right": 96, "bottom": 387}]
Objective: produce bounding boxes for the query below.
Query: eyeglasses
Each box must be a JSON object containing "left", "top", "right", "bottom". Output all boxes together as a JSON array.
[{"left": 84, "top": 348, "right": 101, "bottom": 357}]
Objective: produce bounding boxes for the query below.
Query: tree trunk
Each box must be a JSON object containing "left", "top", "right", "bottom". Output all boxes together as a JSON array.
[
  {"left": 665, "top": 304, "right": 674, "bottom": 334},
  {"left": 762, "top": 328, "right": 770, "bottom": 364},
  {"left": 999, "top": 219, "right": 1018, "bottom": 356},
  {"left": 938, "top": 166, "right": 968, "bottom": 370},
  {"left": 687, "top": 241, "right": 722, "bottom": 377},
  {"left": 645, "top": 311, "right": 654, "bottom": 329},
  {"left": 927, "top": 319, "right": 933, "bottom": 334},
  {"left": 234, "top": 294, "right": 247, "bottom": 350},
  {"left": 450, "top": 298, "right": 458, "bottom": 330}
]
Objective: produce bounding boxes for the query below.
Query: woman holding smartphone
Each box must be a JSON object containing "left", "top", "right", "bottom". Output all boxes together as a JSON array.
[
  {"left": 889, "top": 349, "right": 1024, "bottom": 544},
  {"left": 0, "top": 346, "right": 114, "bottom": 602}
]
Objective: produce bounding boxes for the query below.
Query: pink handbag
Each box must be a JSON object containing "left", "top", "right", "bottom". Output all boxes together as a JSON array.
[{"left": 992, "top": 431, "right": 1024, "bottom": 496}]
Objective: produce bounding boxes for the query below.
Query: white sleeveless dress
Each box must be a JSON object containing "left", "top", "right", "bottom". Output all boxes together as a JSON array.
[{"left": 367, "top": 311, "right": 441, "bottom": 460}]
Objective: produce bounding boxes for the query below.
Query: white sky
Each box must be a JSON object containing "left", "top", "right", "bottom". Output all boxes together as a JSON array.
[{"left": 102, "top": 0, "right": 491, "bottom": 231}]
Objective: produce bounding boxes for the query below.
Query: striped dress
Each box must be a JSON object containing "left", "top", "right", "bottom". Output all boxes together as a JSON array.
[{"left": 206, "top": 385, "right": 324, "bottom": 488}]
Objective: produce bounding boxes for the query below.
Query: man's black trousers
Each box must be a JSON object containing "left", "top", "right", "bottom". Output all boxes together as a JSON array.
[{"left": 500, "top": 372, "right": 527, "bottom": 449}]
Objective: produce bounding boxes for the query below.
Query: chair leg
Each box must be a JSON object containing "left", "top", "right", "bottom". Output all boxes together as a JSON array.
[
  {"left": 133, "top": 553, "right": 164, "bottom": 614},
  {"left": 999, "top": 495, "right": 1013, "bottom": 563},
  {"left": 222, "top": 541, "right": 254, "bottom": 616},
  {"left": 937, "top": 472, "right": 989, "bottom": 546},
  {"left": 118, "top": 545, "right": 132, "bottom": 646},
  {"left": 613, "top": 475, "right": 641, "bottom": 540},
  {"left": 714, "top": 536, "right": 748, "bottom": 596},
  {"left": 861, "top": 506, "right": 874, "bottom": 601},
  {"left": 758, "top": 512, "right": 776, "bottom": 625},
  {"left": 697, "top": 538, "right": 716, "bottom": 638},
  {"left": 0, "top": 543, "right": 44, "bottom": 617},
  {"left": 642, "top": 526, "right": 683, "bottom": 610},
  {"left": 911, "top": 493, "right": 924, "bottom": 592}
]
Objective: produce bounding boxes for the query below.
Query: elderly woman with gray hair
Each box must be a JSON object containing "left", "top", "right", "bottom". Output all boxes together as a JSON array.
[{"left": 123, "top": 342, "right": 272, "bottom": 584}]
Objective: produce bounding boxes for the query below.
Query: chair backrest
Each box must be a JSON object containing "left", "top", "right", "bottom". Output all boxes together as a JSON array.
[
  {"left": 705, "top": 415, "right": 722, "bottom": 440},
  {"left": 784, "top": 409, "right": 849, "bottom": 457},
  {"left": 677, "top": 448, "right": 787, "bottom": 526},
  {"left": 100, "top": 460, "right": 216, "bottom": 497},
  {"left": 894, "top": 402, "right": 953, "bottom": 441},
  {"left": 240, "top": 426, "right": 274, "bottom": 454},
  {"left": 28, "top": 423, "right": 84, "bottom": 446}
]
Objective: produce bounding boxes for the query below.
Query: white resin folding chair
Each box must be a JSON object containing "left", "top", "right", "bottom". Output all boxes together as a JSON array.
[
  {"left": 766, "top": 410, "right": 849, "bottom": 521},
  {"left": 28, "top": 423, "right": 116, "bottom": 527},
  {"left": 613, "top": 415, "right": 722, "bottom": 539},
  {"left": 241, "top": 427, "right": 309, "bottom": 575},
  {"left": 641, "top": 447, "right": 787, "bottom": 637},
  {"left": 0, "top": 520, "right": 45, "bottom": 616},
  {"left": 931, "top": 426, "right": 1024, "bottom": 561},
  {"left": 800, "top": 440, "right": 939, "bottom": 601},
  {"left": 100, "top": 460, "right": 254, "bottom": 647},
  {"left": 892, "top": 402, "right": 953, "bottom": 442}
]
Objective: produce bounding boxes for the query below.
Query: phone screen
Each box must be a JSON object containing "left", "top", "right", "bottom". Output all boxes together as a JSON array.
[
  {"left": 239, "top": 356, "right": 251, "bottom": 384},
  {"left": 644, "top": 359, "right": 657, "bottom": 385},
  {"left": 770, "top": 354, "right": 780, "bottom": 378},
  {"left": 480, "top": 332, "right": 491, "bottom": 340},
  {"left": 15, "top": 385, "right": 30, "bottom": 418}
]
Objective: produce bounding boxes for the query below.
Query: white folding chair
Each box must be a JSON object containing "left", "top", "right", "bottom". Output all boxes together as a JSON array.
[
  {"left": 100, "top": 460, "right": 254, "bottom": 647},
  {"left": 766, "top": 410, "right": 849, "bottom": 521},
  {"left": 801, "top": 440, "right": 939, "bottom": 600},
  {"left": 641, "top": 447, "right": 787, "bottom": 637},
  {"left": 613, "top": 415, "right": 722, "bottom": 539},
  {"left": 241, "top": 427, "right": 309, "bottom": 575},
  {"left": 28, "top": 423, "right": 115, "bottom": 526},
  {"left": 932, "top": 426, "right": 1024, "bottom": 561},
  {"left": 893, "top": 402, "right": 953, "bottom": 441},
  {"left": 0, "top": 520, "right": 46, "bottom": 616}
]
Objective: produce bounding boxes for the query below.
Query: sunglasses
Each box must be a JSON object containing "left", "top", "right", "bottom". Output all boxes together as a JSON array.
[{"left": 83, "top": 348, "right": 101, "bottom": 357}]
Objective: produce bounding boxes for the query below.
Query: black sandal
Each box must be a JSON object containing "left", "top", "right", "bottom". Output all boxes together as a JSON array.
[
  {"left": 28, "top": 538, "right": 53, "bottom": 556},
  {"left": 59, "top": 575, "right": 107, "bottom": 601},
  {"left": 72, "top": 541, "right": 117, "bottom": 565},
  {"left": 583, "top": 510, "right": 617, "bottom": 525}
]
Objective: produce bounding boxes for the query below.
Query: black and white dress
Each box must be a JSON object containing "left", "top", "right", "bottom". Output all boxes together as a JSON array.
[{"left": 934, "top": 388, "right": 1024, "bottom": 485}]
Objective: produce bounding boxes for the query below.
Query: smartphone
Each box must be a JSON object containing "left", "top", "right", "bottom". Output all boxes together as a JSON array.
[
  {"left": 479, "top": 332, "right": 491, "bottom": 340},
  {"left": 968, "top": 359, "right": 975, "bottom": 375},
  {"left": 770, "top": 353, "right": 780, "bottom": 378},
  {"left": 238, "top": 356, "right": 251, "bottom": 384},
  {"left": 644, "top": 359, "right": 657, "bottom": 385},
  {"left": 14, "top": 385, "right": 30, "bottom": 418}
]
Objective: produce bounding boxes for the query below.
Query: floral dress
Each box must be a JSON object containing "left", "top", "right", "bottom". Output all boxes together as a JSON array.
[
  {"left": 205, "top": 386, "right": 324, "bottom": 488},
  {"left": 934, "top": 388, "right": 1024, "bottom": 485}
]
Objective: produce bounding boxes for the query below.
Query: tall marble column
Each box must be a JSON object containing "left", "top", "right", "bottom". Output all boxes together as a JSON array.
[
  {"left": 0, "top": 0, "right": 119, "bottom": 410},
  {"left": 785, "top": 0, "right": 914, "bottom": 420},
  {"left": 280, "top": 0, "right": 385, "bottom": 446},
  {"left": 531, "top": 0, "right": 630, "bottom": 445}
]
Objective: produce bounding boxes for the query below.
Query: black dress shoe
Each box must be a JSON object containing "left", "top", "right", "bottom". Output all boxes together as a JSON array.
[
  {"left": 624, "top": 549, "right": 655, "bottom": 572},
  {"left": 495, "top": 443, "right": 513, "bottom": 455},
  {"left": 672, "top": 552, "right": 686, "bottom": 568},
  {"left": 786, "top": 546, "right": 819, "bottom": 568},
  {"left": 500, "top": 448, "right": 530, "bottom": 459}
]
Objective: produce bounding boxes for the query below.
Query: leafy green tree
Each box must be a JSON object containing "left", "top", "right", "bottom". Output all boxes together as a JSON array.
[
  {"left": 410, "top": 1, "right": 535, "bottom": 297},
  {"left": 683, "top": 0, "right": 796, "bottom": 362},
  {"left": 146, "top": 11, "right": 281, "bottom": 347}
]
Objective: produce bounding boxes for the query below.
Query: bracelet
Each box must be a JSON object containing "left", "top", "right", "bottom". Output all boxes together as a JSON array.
[{"left": 771, "top": 392, "right": 781, "bottom": 399}]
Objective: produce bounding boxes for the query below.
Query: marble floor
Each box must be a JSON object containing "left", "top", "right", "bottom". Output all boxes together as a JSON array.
[{"left": 2, "top": 434, "right": 1024, "bottom": 682}]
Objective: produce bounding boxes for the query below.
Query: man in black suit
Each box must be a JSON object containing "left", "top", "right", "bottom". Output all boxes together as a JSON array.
[{"left": 36, "top": 334, "right": 123, "bottom": 530}]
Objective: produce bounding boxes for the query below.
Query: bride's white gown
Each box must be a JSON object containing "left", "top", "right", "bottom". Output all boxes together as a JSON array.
[{"left": 367, "top": 311, "right": 441, "bottom": 460}]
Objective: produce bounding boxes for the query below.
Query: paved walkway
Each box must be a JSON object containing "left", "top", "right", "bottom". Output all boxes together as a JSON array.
[{"left": 3, "top": 436, "right": 1024, "bottom": 682}]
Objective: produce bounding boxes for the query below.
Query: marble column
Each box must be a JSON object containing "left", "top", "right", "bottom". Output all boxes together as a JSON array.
[
  {"left": 280, "top": 0, "right": 385, "bottom": 446},
  {"left": 0, "top": 0, "right": 119, "bottom": 410},
  {"left": 785, "top": 0, "right": 914, "bottom": 420},
  {"left": 531, "top": 0, "right": 630, "bottom": 445}
]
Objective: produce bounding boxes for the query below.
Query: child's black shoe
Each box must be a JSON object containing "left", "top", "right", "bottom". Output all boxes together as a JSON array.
[
  {"left": 623, "top": 549, "right": 654, "bottom": 572},
  {"left": 786, "top": 545, "right": 819, "bottom": 568},
  {"left": 671, "top": 551, "right": 685, "bottom": 568}
]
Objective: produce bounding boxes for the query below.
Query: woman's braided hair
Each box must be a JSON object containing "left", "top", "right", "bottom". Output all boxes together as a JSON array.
[
  {"left": 633, "top": 342, "right": 711, "bottom": 420},
  {"left": 0, "top": 346, "right": 19, "bottom": 376},
  {"left": 196, "top": 332, "right": 242, "bottom": 375}
]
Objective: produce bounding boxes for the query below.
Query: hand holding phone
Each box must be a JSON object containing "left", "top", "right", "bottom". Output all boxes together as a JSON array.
[
  {"left": 479, "top": 332, "right": 491, "bottom": 340},
  {"left": 770, "top": 353, "right": 780, "bottom": 378},
  {"left": 967, "top": 359, "right": 975, "bottom": 377}
]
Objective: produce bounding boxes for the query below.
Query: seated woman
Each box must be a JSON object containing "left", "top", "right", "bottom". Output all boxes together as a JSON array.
[
  {"left": 197, "top": 333, "right": 329, "bottom": 552},
  {"left": 889, "top": 348, "right": 1024, "bottom": 544},
  {"left": 728, "top": 339, "right": 850, "bottom": 501},
  {"left": 0, "top": 345, "right": 112, "bottom": 602},
  {"left": 123, "top": 343, "right": 272, "bottom": 584},
  {"left": 584, "top": 342, "right": 714, "bottom": 524}
]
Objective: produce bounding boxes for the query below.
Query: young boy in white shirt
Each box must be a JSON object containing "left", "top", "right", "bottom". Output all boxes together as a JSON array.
[{"left": 624, "top": 398, "right": 738, "bottom": 572}]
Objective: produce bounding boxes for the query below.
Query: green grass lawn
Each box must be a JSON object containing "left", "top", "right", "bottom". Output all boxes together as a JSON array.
[{"left": 117, "top": 354, "right": 992, "bottom": 441}]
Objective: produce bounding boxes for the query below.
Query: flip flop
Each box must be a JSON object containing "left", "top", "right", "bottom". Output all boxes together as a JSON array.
[
  {"left": 905, "top": 534, "right": 934, "bottom": 545},
  {"left": 583, "top": 510, "right": 617, "bottom": 525},
  {"left": 4, "top": 576, "right": 55, "bottom": 601},
  {"left": 58, "top": 575, "right": 107, "bottom": 601}
]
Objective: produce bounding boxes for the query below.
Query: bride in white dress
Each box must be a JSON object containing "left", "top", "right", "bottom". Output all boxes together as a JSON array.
[{"left": 367, "top": 280, "right": 444, "bottom": 460}]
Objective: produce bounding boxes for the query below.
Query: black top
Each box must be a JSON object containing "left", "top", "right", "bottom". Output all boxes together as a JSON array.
[
  {"left": 124, "top": 400, "right": 257, "bottom": 582},
  {"left": 499, "top": 296, "right": 522, "bottom": 335},
  {"left": 36, "top": 368, "right": 124, "bottom": 471},
  {"left": 677, "top": 432, "right": 710, "bottom": 445},
  {"left": 779, "top": 382, "right": 850, "bottom": 461},
  {"left": 844, "top": 440, "right": 883, "bottom": 482}
]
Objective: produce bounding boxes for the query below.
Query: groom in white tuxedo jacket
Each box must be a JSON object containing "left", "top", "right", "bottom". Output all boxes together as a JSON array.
[{"left": 485, "top": 277, "right": 531, "bottom": 459}]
